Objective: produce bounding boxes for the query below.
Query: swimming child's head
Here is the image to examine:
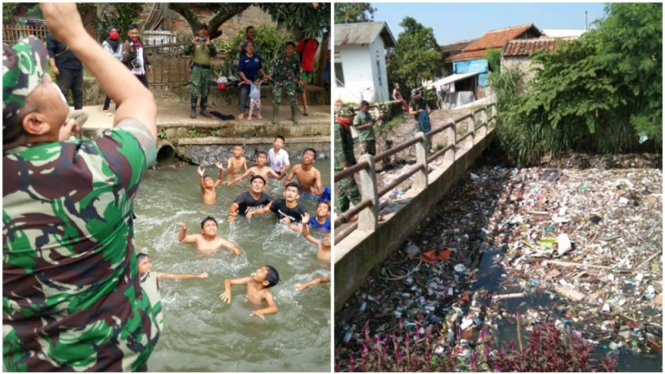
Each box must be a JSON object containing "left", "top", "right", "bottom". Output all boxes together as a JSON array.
[
  {"left": 284, "top": 182, "right": 300, "bottom": 201},
  {"left": 137, "top": 253, "right": 153, "bottom": 274},
  {"left": 233, "top": 145, "right": 243, "bottom": 157},
  {"left": 302, "top": 148, "right": 316, "bottom": 164},
  {"left": 203, "top": 174, "right": 214, "bottom": 187},
  {"left": 201, "top": 216, "right": 218, "bottom": 236},
  {"left": 316, "top": 201, "right": 330, "bottom": 217},
  {"left": 252, "top": 265, "right": 280, "bottom": 288},
  {"left": 256, "top": 151, "right": 268, "bottom": 166},
  {"left": 322, "top": 233, "right": 331, "bottom": 247},
  {"left": 273, "top": 135, "right": 285, "bottom": 150},
  {"left": 250, "top": 175, "right": 266, "bottom": 192}
]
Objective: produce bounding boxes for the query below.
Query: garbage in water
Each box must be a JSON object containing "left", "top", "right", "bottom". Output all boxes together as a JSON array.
[{"left": 336, "top": 154, "right": 662, "bottom": 371}]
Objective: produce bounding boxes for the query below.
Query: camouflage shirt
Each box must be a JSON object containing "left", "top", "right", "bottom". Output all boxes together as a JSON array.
[
  {"left": 269, "top": 52, "right": 300, "bottom": 82},
  {"left": 353, "top": 110, "right": 376, "bottom": 142},
  {"left": 3, "top": 118, "right": 159, "bottom": 371},
  {"left": 335, "top": 120, "right": 357, "bottom": 171}
]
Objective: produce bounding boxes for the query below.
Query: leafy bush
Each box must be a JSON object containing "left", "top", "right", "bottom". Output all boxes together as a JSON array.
[{"left": 216, "top": 23, "right": 293, "bottom": 66}]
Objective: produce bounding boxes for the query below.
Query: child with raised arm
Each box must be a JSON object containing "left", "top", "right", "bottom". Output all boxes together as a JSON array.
[
  {"left": 226, "top": 145, "right": 248, "bottom": 181},
  {"left": 295, "top": 213, "right": 331, "bottom": 292},
  {"left": 198, "top": 163, "right": 224, "bottom": 204},
  {"left": 283, "top": 148, "right": 322, "bottom": 200},
  {"left": 220, "top": 265, "right": 280, "bottom": 320},
  {"left": 178, "top": 216, "right": 241, "bottom": 255},
  {"left": 308, "top": 201, "right": 331, "bottom": 232},
  {"left": 247, "top": 75, "right": 263, "bottom": 120},
  {"left": 224, "top": 151, "right": 283, "bottom": 188},
  {"left": 137, "top": 253, "right": 208, "bottom": 280}
]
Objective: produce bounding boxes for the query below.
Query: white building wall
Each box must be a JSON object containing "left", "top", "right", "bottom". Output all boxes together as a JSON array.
[
  {"left": 369, "top": 37, "right": 390, "bottom": 103},
  {"left": 334, "top": 45, "right": 374, "bottom": 103}
]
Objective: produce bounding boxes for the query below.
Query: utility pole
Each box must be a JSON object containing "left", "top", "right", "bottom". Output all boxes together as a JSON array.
[{"left": 585, "top": 9, "right": 588, "bottom": 30}]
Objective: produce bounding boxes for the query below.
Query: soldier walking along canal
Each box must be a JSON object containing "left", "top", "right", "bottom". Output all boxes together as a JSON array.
[
  {"left": 185, "top": 24, "right": 217, "bottom": 118},
  {"left": 268, "top": 42, "right": 302, "bottom": 124},
  {"left": 335, "top": 105, "right": 361, "bottom": 217}
]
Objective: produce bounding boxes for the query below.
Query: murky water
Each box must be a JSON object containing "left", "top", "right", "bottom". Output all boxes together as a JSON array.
[{"left": 133, "top": 163, "right": 331, "bottom": 372}]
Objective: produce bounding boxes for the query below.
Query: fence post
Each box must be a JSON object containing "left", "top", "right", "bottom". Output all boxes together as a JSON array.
[
  {"left": 466, "top": 110, "right": 475, "bottom": 148},
  {"left": 357, "top": 154, "right": 378, "bottom": 232},
  {"left": 445, "top": 119, "right": 456, "bottom": 164},
  {"left": 414, "top": 132, "right": 428, "bottom": 189},
  {"left": 480, "top": 106, "right": 488, "bottom": 140}
]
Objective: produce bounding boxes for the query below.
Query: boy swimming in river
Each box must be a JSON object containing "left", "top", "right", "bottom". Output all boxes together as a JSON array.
[
  {"left": 308, "top": 201, "right": 331, "bottom": 232},
  {"left": 283, "top": 148, "right": 321, "bottom": 200},
  {"left": 198, "top": 163, "right": 224, "bottom": 204},
  {"left": 137, "top": 253, "right": 208, "bottom": 280},
  {"left": 226, "top": 145, "right": 248, "bottom": 181},
  {"left": 295, "top": 214, "right": 330, "bottom": 292},
  {"left": 224, "top": 151, "right": 283, "bottom": 189},
  {"left": 178, "top": 216, "right": 241, "bottom": 255},
  {"left": 220, "top": 265, "right": 280, "bottom": 319}
]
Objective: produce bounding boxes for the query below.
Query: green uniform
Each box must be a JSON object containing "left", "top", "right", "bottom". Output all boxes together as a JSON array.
[
  {"left": 185, "top": 42, "right": 217, "bottom": 99},
  {"left": 335, "top": 120, "right": 361, "bottom": 213},
  {"left": 353, "top": 110, "right": 377, "bottom": 156},
  {"left": 269, "top": 52, "right": 300, "bottom": 105},
  {"left": 3, "top": 118, "right": 160, "bottom": 371}
]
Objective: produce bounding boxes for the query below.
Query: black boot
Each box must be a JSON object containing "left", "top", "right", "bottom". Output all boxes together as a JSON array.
[
  {"left": 200, "top": 97, "right": 211, "bottom": 118},
  {"left": 190, "top": 97, "right": 197, "bottom": 118}
]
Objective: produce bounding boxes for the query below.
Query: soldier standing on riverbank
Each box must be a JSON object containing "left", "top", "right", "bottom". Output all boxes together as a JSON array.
[
  {"left": 335, "top": 105, "right": 361, "bottom": 216},
  {"left": 185, "top": 24, "right": 217, "bottom": 118}
]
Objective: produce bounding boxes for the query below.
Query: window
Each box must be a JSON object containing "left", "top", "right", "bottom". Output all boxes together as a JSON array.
[
  {"left": 335, "top": 62, "right": 345, "bottom": 86},
  {"left": 376, "top": 59, "right": 382, "bottom": 86}
]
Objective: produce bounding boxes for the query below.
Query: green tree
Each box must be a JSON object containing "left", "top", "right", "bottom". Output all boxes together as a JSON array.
[
  {"left": 334, "top": 3, "right": 376, "bottom": 24},
  {"left": 95, "top": 3, "right": 144, "bottom": 41},
  {"left": 389, "top": 17, "right": 442, "bottom": 92},
  {"left": 485, "top": 47, "right": 501, "bottom": 74}
]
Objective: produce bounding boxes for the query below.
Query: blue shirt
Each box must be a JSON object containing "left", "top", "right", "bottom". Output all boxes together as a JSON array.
[
  {"left": 237, "top": 53, "right": 263, "bottom": 81},
  {"left": 308, "top": 216, "right": 331, "bottom": 231},
  {"left": 319, "top": 186, "right": 331, "bottom": 203}
]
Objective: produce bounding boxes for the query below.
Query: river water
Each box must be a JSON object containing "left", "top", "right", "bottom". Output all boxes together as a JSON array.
[{"left": 133, "top": 163, "right": 331, "bottom": 371}]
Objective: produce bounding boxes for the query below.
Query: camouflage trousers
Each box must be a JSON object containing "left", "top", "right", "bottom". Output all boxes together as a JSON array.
[
  {"left": 362, "top": 139, "right": 376, "bottom": 156},
  {"left": 336, "top": 175, "right": 361, "bottom": 214},
  {"left": 272, "top": 79, "right": 297, "bottom": 105},
  {"left": 190, "top": 66, "right": 212, "bottom": 99}
]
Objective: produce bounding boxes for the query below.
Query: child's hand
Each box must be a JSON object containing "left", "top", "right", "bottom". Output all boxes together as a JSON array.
[
  {"left": 178, "top": 222, "right": 188, "bottom": 230},
  {"left": 295, "top": 283, "right": 307, "bottom": 292},
  {"left": 220, "top": 289, "right": 231, "bottom": 303},
  {"left": 228, "top": 213, "right": 238, "bottom": 223},
  {"left": 215, "top": 162, "right": 224, "bottom": 169},
  {"left": 281, "top": 217, "right": 291, "bottom": 225},
  {"left": 302, "top": 213, "right": 310, "bottom": 223},
  {"left": 199, "top": 272, "right": 209, "bottom": 279},
  {"left": 310, "top": 186, "right": 319, "bottom": 195},
  {"left": 197, "top": 166, "right": 205, "bottom": 176},
  {"left": 250, "top": 310, "right": 265, "bottom": 320},
  {"left": 246, "top": 211, "right": 254, "bottom": 220},
  {"left": 223, "top": 181, "right": 232, "bottom": 185},
  {"left": 232, "top": 248, "right": 241, "bottom": 256}
]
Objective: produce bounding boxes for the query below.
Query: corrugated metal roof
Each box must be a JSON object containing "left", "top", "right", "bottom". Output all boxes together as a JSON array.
[
  {"left": 334, "top": 22, "right": 397, "bottom": 48},
  {"left": 451, "top": 23, "right": 541, "bottom": 62},
  {"left": 503, "top": 37, "right": 577, "bottom": 57},
  {"left": 426, "top": 72, "right": 480, "bottom": 89}
]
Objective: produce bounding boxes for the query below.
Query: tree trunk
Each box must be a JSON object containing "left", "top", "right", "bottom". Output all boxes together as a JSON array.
[{"left": 168, "top": 3, "right": 251, "bottom": 39}]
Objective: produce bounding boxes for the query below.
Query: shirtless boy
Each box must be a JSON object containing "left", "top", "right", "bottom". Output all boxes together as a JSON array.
[
  {"left": 295, "top": 214, "right": 331, "bottom": 292},
  {"left": 137, "top": 253, "right": 208, "bottom": 280},
  {"left": 226, "top": 145, "right": 248, "bottom": 180},
  {"left": 220, "top": 265, "right": 280, "bottom": 319},
  {"left": 178, "top": 216, "right": 241, "bottom": 255},
  {"left": 283, "top": 148, "right": 321, "bottom": 199},
  {"left": 224, "top": 152, "right": 283, "bottom": 188},
  {"left": 198, "top": 163, "right": 224, "bottom": 204}
]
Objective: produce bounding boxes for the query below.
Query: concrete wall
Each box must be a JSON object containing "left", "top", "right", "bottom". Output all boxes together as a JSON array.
[
  {"left": 501, "top": 56, "right": 538, "bottom": 83},
  {"left": 369, "top": 36, "right": 390, "bottom": 103},
  {"left": 335, "top": 37, "right": 390, "bottom": 104},
  {"left": 334, "top": 131, "right": 496, "bottom": 312}
]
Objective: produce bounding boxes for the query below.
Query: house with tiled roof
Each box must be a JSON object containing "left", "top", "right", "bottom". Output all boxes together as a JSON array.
[
  {"left": 501, "top": 36, "right": 580, "bottom": 82},
  {"left": 440, "top": 38, "right": 476, "bottom": 75},
  {"left": 450, "top": 24, "right": 541, "bottom": 90}
]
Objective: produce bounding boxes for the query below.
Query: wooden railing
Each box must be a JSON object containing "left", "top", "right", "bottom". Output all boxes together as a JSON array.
[
  {"left": 334, "top": 103, "right": 497, "bottom": 243},
  {"left": 3, "top": 23, "right": 48, "bottom": 46}
]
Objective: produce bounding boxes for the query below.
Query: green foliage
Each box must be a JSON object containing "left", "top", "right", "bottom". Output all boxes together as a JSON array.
[
  {"left": 485, "top": 48, "right": 501, "bottom": 74},
  {"left": 261, "top": 3, "right": 330, "bottom": 39},
  {"left": 334, "top": 3, "right": 376, "bottom": 24},
  {"left": 188, "top": 128, "right": 197, "bottom": 138},
  {"left": 3, "top": 3, "right": 20, "bottom": 23},
  {"left": 158, "top": 128, "right": 169, "bottom": 140},
  {"left": 388, "top": 17, "right": 442, "bottom": 96},
  {"left": 490, "top": 3, "right": 662, "bottom": 165},
  {"left": 95, "top": 3, "right": 143, "bottom": 42},
  {"left": 217, "top": 23, "right": 292, "bottom": 66},
  {"left": 210, "top": 130, "right": 219, "bottom": 137}
]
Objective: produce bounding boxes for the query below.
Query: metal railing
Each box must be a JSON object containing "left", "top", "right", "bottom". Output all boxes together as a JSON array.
[{"left": 334, "top": 102, "right": 497, "bottom": 243}]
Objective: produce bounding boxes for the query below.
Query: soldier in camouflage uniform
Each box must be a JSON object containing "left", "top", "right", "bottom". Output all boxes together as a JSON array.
[
  {"left": 267, "top": 42, "right": 302, "bottom": 124},
  {"left": 3, "top": 4, "right": 160, "bottom": 371},
  {"left": 335, "top": 105, "right": 362, "bottom": 214},
  {"left": 185, "top": 24, "right": 217, "bottom": 118}
]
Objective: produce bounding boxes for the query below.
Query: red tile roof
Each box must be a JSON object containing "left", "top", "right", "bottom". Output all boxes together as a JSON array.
[
  {"left": 451, "top": 24, "right": 541, "bottom": 61},
  {"left": 502, "top": 37, "right": 577, "bottom": 57}
]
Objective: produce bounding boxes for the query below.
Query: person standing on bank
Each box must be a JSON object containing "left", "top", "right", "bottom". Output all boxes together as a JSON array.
[
  {"left": 237, "top": 40, "right": 267, "bottom": 120},
  {"left": 3, "top": 3, "right": 159, "bottom": 371},
  {"left": 101, "top": 26, "right": 123, "bottom": 116},
  {"left": 237, "top": 25, "right": 257, "bottom": 58},
  {"left": 185, "top": 24, "right": 217, "bottom": 118},
  {"left": 267, "top": 42, "right": 302, "bottom": 124},
  {"left": 122, "top": 24, "right": 152, "bottom": 88},
  {"left": 353, "top": 100, "right": 385, "bottom": 156},
  {"left": 46, "top": 31, "right": 83, "bottom": 110},
  {"left": 296, "top": 36, "right": 319, "bottom": 116},
  {"left": 334, "top": 105, "right": 361, "bottom": 217}
]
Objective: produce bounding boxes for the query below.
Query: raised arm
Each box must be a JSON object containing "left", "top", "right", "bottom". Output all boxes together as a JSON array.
[
  {"left": 283, "top": 166, "right": 297, "bottom": 186},
  {"left": 224, "top": 169, "right": 252, "bottom": 186},
  {"left": 178, "top": 222, "right": 198, "bottom": 243},
  {"left": 157, "top": 271, "right": 208, "bottom": 280},
  {"left": 250, "top": 292, "right": 278, "bottom": 320},
  {"left": 228, "top": 203, "right": 240, "bottom": 222},
  {"left": 295, "top": 274, "right": 331, "bottom": 292},
  {"left": 301, "top": 215, "right": 320, "bottom": 245},
  {"left": 220, "top": 277, "right": 251, "bottom": 302},
  {"left": 213, "top": 162, "right": 224, "bottom": 188},
  {"left": 198, "top": 166, "right": 206, "bottom": 191},
  {"left": 41, "top": 3, "right": 156, "bottom": 139}
]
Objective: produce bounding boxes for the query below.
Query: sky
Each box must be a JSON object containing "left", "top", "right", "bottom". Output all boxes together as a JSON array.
[{"left": 370, "top": 2, "right": 607, "bottom": 45}]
